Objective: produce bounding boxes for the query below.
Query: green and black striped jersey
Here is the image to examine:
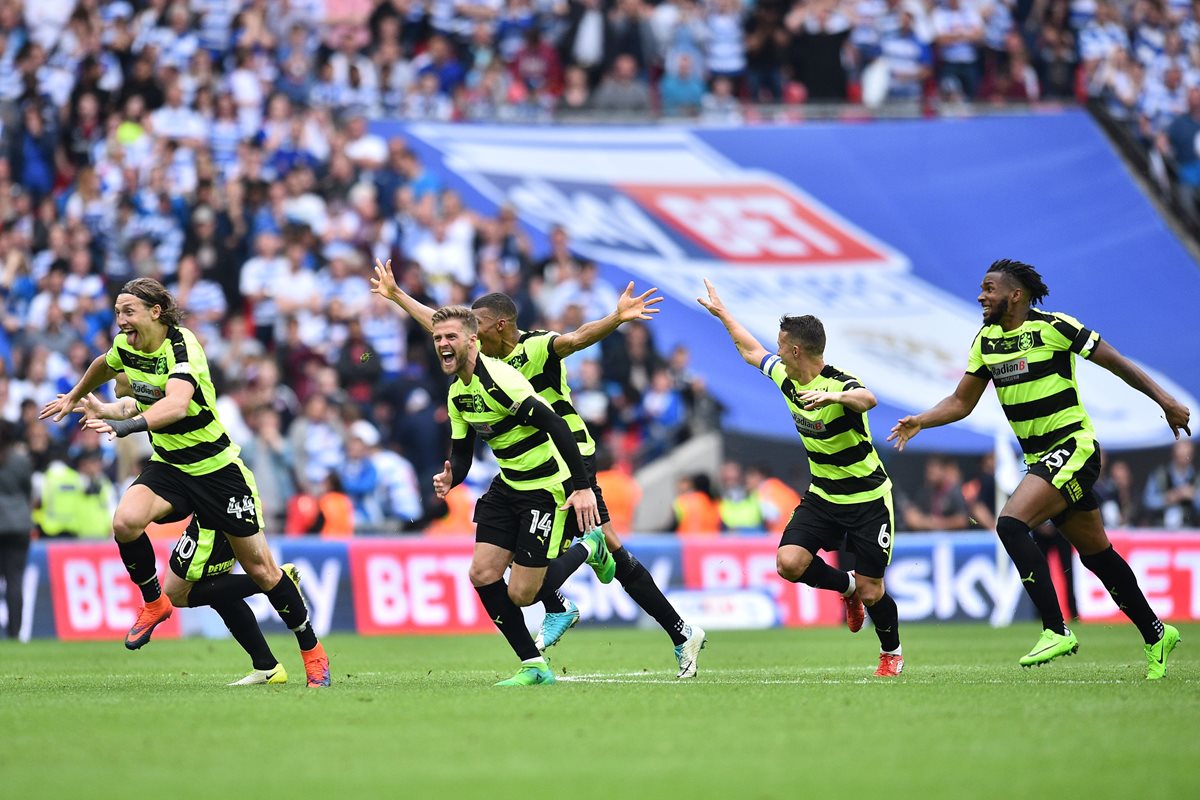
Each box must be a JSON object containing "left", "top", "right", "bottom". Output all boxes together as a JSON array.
[
  {"left": 104, "top": 326, "right": 238, "bottom": 476},
  {"left": 500, "top": 331, "right": 595, "bottom": 458},
  {"left": 966, "top": 309, "right": 1100, "bottom": 463},
  {"left": 448, "top": 355, "right": 570, "bottom": 492},
  {"left": 759, "top": 354, "right": 891, "bottom": 505}
]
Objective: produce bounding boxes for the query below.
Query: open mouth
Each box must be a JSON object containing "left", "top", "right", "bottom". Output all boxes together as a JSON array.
[
  {"left": 123, "top": 328, "right": 139, "bottom": 347},
  {"left": 439, "top": 349, "right": 455, "bottom": 369}
]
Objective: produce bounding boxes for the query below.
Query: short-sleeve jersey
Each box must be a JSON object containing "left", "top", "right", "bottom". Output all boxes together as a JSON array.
[
  {"left": 966, "top": 309, "right": 1100, "bottom": 463},
  {"left": 447, "top": 355, "right": 571, "bottom": 492},
  {"left": 500, "top": 331, "right": 595, "bottom": 458},
  {"left": 759, "top": 355, "right": 891, "bottom": 505},
  {"left": 104, "top": 326, "right": 238, "bottom": 476}
]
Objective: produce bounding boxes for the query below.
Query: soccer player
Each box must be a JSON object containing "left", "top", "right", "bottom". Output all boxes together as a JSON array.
[
  {"left": 429, "top": 305, "right": 612, "bottom": 686},
  {"left": 699, "top": 280, "right": 904, "bottom": 677},
  {"left": 373, "top": 258, "right": 707, "bottom": 678},
  {"left": 40, "top": 279, "right": 330, "bottom": 687},
  {"left": 888, "top": 259, "right": 1188, "bottom": 679}
]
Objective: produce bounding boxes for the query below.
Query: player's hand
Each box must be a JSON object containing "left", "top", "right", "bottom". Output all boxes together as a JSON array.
[
  {"left": 562, "top": 488, "right": 600, "bottom": 533},
  {"left": 799, "top": 390, "right": 839, "bottom": 410},
  {"left": 696, "top": 278, "right": 726, "bottom": 317},
  {"left": 1162, "top": 398, "right": 1192, "bottom": 439},
  {"left": 72, "top": 393, "right": 105, "bottom": 422},
  {"left": 432, "top": 460, "right": 453, "bottom": 500},
  {"left": 616, "top": 282, "right": 663, "bottom": 323},
  {"left": 39, "top": 394, "right": 78, "bottom": 423},
  {"left": 82, "top": 417, "right": 118, "bottom": 441},
  {"left": 370, "top": 258, "right": 400, "bottom": 301},
  {"left": 887, "top": 416, "right": 922, "bottom": 451}
]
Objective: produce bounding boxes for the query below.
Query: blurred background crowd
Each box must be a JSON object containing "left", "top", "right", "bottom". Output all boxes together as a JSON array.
[{"left": 0, "top": 0, "right": 1197, "bottom": 540}]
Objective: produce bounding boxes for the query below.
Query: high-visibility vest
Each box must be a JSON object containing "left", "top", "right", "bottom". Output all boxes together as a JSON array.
[
  {"left": 720, "top": 493, "right": 764, "bottom": 532},
  {"left": 757, "top": 478, "right": 803, "bottom": 534},
  {"left": 34, "top": 463, "right": 114, "bottom": 538},
  {"left": 673, "top": 491, "right": 722, "bottom": 535}
]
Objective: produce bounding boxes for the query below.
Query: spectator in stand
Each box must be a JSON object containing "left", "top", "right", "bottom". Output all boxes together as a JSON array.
[
  {"left": 287, "top": 391, "right": 347, "bottom": 491},
  {"left": 701, "top": 75, "right": 744, "bottom": 122},
  {"left": 881, "top": 10, "right": 933, "bottom": 101},
  {"left": 660, "top": 52, "right": 706, "bottom": 116},
  {"left": 1142, "top": 438, "right": 1200, "bottom": 528},
  {"left": 1034, "top": 24, "right": 1079, "bottom": 101},
  {"left": 639, "top": 368, "right": 686, "bottom": 462},
  {"left": 718, "top": 459, "right": 764, "bottom": 532},
  {"left": 961, "top": 451, "right": 998, "bottom": 530},
  {"left": 932, "top": 0, "right": 985, "bottom": 99},
  {"left": 168, "top": 253, "right": 227, "bottom": 344},
  {"left": 239, "top": 405, "right": 296, "bottom": 535},
  {"left": 590, "top": 53, "right": 653, "bottom": 114},
  {"left": 786, "top": 0, "right": 853, "bottom": 101},
  {"left": 902, "top": 455, "right": 971, "bottom": 531},
  {"left": 706, "top": 0, "right": 748, "bottom": 86},
  {"left": 743, "top": 1, "right": 789, "bottom": 102},
  {"left": 595, "top": 450, "right": 642, "bottom": 534},
  {"left": 340, "top": 420, "right": 381, "bottom": 529},
  {"left": 1095, "top": 457, "right": 1139, "bottom": 528},
  {"left": 1161, "top": 86, "right": 1200, "bottom": 219},
  {"left": 745, "top": 463, "right": 802, "bottom": 535},
  {"left": 559, "top": 0, "right": 615, "bottom": 89},
  {"left": 672, "top": 473, "right": 722, "bottom": 534}
]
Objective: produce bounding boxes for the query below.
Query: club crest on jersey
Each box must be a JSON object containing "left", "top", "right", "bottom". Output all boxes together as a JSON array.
[
  {"left": 1018, "top": 332, "right": 1034, "bottom": 351},
  {"left": 506, "top": 351, "right": 529, "bottom": 369},
  {"left": 156, "top": 356, "right": 169, "bottom": 374}
]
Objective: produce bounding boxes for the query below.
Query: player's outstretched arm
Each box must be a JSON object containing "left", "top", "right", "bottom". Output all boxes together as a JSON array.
[
  {"left": 696, "top": 278, "right": 769, "bottom": 367},
  {"left": 1089, "top": 340, "right": 1192, "bottom": 437},
  {"left": 83, "top": 377, "right": 194, "bottom": 440},
  {"left": 799, "top": 387, "right": 878, "bottom": 413},
  {"left": 887, "top": 373, "right": 988, "bottom": 452},
  {"left": 553, "top": 282, "right": 663, "bottom": 357},
  {"left": 370, "top": 258, "right": 437, "bottom": 333},
  {"left": 72, "top": 394, "right": 139, "bottom": 422},
  {"left": 39, "top": 355, "right": 118, "bottom": 422}
]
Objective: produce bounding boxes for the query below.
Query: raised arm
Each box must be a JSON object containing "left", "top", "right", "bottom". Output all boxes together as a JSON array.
[
  {"left": 370, "top": 258, "right": 437, "bottom": 333},
  {"left": 888, "top": 373, "right": 988, "bottom": 452},
  {"left": 696, "top": 278, "right": 769, "bottom": 367},
  {"left": 83, "top": 378, "right": 195, "bottom": 440},
  {"left": 553, "top": 282, "right": 663, "bottom": 357},
  {"left": 1089, "top": 340, "right": 1192, "bottom": 438},
  {"left": 39, "top": 354, "right": 118, "bottom": 422}
]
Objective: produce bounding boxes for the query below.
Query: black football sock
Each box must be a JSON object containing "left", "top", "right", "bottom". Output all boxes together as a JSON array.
[
  {"left": 797, "top": 554, "right": 852, "bottom": 594},
  {"left": 614, "top": 547, "right": 687, "bottom": 646},
  {"left": 996, "top": 516, "right": 1066, "bottom": 635},
  {"left": 265, "top": 571, "right": 318, "bottom": 650},
  {"left": 1079, "top": 546, "right": 1165, "bottom": 645},
  {"left": 212, "top": 599, "right": 278, "bottom": 671},
  {"left": 867, "top": 592, "right": 901, "bottom": 652},
  {"left": 184, "top": 574, "right": 260, "bottom": 608},
  {"left": 541, "top": 590, "right": 568, "bottom": 614},
  {"left": 475, "top": 580, "right": 541, "bottom": 661},
  {"left": 117, "top": 534, "right": 161, "bottom": 602},
  {"left": 537, "top": 541, "right": 589, "bottom": 597}
]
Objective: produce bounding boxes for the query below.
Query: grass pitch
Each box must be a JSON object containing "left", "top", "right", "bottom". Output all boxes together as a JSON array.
[{"left": 2, "top": 623, "right": 1197, "bottom": 800}]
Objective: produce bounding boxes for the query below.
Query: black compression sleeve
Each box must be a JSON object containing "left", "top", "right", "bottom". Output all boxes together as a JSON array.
[
  {"left": 449, "top": 428, "right": 476, "bottom": 489},
  {"left": 518, "top": 398, "right": 590, "bottom": 490}
]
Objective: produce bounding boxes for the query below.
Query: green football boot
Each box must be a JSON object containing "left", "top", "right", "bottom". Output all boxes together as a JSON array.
[
  {"left": 495, "top": 661, "right": 556, "bottom": 687},
  {"left": 583, "top": 528, "right": 616, "bottom": 584},
  {"left": 1018, "top": 628, "right": 1079, "bottom": 667},
  {"left": 1145, "top": 624, "right": 1181, "bottom": 681}
]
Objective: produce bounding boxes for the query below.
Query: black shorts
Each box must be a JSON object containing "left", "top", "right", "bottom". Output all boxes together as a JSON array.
[
  {"left": 168, "top": 516, "right": 238, "bottom": 582},
  {"left": 134, "top": 459, "right": 264, "bottom": 538},
  {"left": 780, "top": 491, "right": 895, "bottom": 579},
  {"left": 473, "top": 477, "right": 583, "bottom": 568},
  {"left": 582, "top": 453, "right": 610, "bottom": 527},
  {"left": 1026, "top": 435, "right": 1101, "bottom": 524}
]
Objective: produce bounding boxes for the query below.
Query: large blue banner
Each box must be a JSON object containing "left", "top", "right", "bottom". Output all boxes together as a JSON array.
[{"left": 375, "top": 114, "right": 1198, "bottom": 452}]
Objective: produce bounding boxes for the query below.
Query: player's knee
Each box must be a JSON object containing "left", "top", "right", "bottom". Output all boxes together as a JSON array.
[
  {"left": 244, "top": 561, "right": 281, "bottom": 589},
  {"left": 507, "top": 584, "right": 537, "bottom": 607},
  {"left": 776, "top": 551, "right": 812, "bottom": 583},
  {"left": 164, "top": 582, "right": 190, "bottom": 607},
  {"left": 111, "top": 512, "right": 145, "bottom": 542},
  {"left": 858, "top": 582, "right": 884, "bottom": 606},
  {"left": 469, "top": 562, "right": 503, "bottom": 587}
]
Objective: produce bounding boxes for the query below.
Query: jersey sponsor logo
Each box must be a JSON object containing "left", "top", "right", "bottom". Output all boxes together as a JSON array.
[
  {"left": 982, "top": 331, "right": 1044, "bottom": 354},
  {"left": 468, "top": 421, "right": 495, "bottom": 436},
  {"left": 790, "top": 414, "right": 826, "bottom": 435},
  {"left": 989, "top": 358, "right": 1029, "bottom": 385},
  {"left": 130, "top": 380, "right": 164, "bottom": 404}
]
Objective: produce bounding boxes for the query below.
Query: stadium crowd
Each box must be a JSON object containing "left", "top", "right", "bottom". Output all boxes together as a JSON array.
[{"left": 0, "top": 0, "right": 1197, "bottom": 542}]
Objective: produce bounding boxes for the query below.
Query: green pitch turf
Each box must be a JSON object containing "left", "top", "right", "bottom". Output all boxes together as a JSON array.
[{"left": 2, "top": 623, "right": 1196, "bottom": 800}]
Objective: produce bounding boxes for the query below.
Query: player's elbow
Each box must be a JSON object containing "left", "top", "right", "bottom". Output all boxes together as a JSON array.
[{"left": 859, "top": 391, "right": 878, "bottom": 411}]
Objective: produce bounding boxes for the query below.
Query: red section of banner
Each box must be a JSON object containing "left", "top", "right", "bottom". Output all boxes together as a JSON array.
[
  {"left": 1077, "top": 532, "right": 1200, "bottom": 622},
  {"left": 348, "top": 538, "right": 491, "bottom": 634},
  {"left": 680, "top": 538, "right": 844, "bottom": 627},
  {"left": 618, "top": 182, "right": 890, "bottom": 265},
  {"left": 47, "top": 541, "right": 181, "bottom": 641}
]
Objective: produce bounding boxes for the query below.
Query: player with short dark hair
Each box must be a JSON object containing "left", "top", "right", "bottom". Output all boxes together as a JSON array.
[
  {"left": 429, "top": 305, "right": 612, "bottom": 686},
  {"left": 374, "top": 258, "right": 707, "bottom": 678},
  {"left": 889, "top": 259, "right": 1189, "bottom": 679},
  {"left": 700, "top": 280, "right": 905, "bottom": 677},
  {"left": 41, "top": 278, "right": 330, "bottom": 687}
]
